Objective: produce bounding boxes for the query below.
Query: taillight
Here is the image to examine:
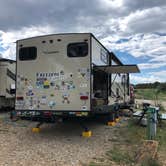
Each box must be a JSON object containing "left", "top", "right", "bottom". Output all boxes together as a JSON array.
[
  {"left": 80, "top": 96, "right": 88, "bottom": 100},
  {"left": 16, "top": 96, "right": 24, "bottom": 100},
  {"left": 44, "top": 111, "right": 52, "bottom": 117}
]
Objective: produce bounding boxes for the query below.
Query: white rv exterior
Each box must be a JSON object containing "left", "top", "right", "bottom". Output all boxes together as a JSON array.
[
  {"left": 15, "top": 33, "right": 139, "bottom": 117},
  {"left": 0, "top": 58, "right": 16, "bottom": 110}
]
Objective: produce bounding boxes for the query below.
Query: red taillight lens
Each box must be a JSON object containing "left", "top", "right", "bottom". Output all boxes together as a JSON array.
[
  {"left": 16, "top": 96, "right": 24, "bottom": 100},
  {"left": 44, "top": 111, "right": 52, "bottom": 116},
  {"left": 80, "top": 96, "right": 88, "bottom": 100}
]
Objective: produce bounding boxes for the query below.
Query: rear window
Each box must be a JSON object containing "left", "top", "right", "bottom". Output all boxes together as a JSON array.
[
  {"left": 19, "top": 47, "right": 37, "bottom": 61},
  {"left": 67, "top": 42, "right": 88, "bottom": 57}
]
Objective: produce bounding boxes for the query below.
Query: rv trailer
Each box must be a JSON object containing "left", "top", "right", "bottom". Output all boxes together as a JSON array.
[
  {"left": 15, "top": 33, "right": 139, "bottom": 122},
  {"left": 0, "top": 58, "right": 16, "bottom": 111}
]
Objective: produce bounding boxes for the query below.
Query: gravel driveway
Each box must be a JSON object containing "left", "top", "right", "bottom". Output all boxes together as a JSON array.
[{"left": 0, "top": 113, "right": 122, "bottom": 166}]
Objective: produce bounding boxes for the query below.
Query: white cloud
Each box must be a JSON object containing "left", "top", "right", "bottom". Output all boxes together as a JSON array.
[
  {"left": 150, "top": 70, "right": 166, "bottom": 77},
  {"left": 138, "top": 62, "right": 166, "bottom": 70},
  {"left": 150, "top": 55, "right": 166, "bottom": 62},
  {"left": 99, "top": 0, "right": 123, "bottom": 9},
  {"left": 131, "top": 74, "right": 166, "bottom": 84},
  {"left": 0, "top": 0, "right": 166, "bottom": 83},
  {"left": 101, "top": 33, "right": 166, "bottom": 58},
  {"left": 121, "top": 7, "right": 166, "bottom": 34},
  {"left": 131, "top": 70, "right": 166, "bottom": 84},
  {"left": 0, "top": 25, "right": 55, "bottom": 59}
]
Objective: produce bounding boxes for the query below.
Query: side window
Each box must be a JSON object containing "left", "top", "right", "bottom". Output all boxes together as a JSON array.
[
  {"left": 19, "top": 47, "right": 37, "bottom": 61},
  {"left": 67, "top": 42, "right": 88, "bottom": 57}
]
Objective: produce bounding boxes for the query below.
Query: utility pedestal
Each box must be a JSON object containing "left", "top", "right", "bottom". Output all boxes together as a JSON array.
[{"left": 147, "top": 107, "right": 157, "bottom": 140}]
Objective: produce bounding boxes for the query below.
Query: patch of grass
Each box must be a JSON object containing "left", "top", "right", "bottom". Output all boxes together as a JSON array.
[
  {"left": 89, "top": 119, "right": 166, "bottom": 166},
  {"left": 126, "top": 119, "right": 166, "bottom": 148},
  {"left": 89, "top": 162, "right": 100, "bottom": 166},
  {"left": 120, "top": 118, "right": 146, "bottom": 144},
  {"left": 135, "top": 88, "right": 166, "bottom": 101},
  {"left": 135, "top": 89, "right": 156, "bottom": 100},
  {"left": 141, "top": 158, "right": 162, "bottom": 166},
  {"left": 156, "top": 121, "right": 166, "bottom": 151},
  {"left": 158, "top": 104, "right": 165, "bottom": 112},
  {"left": 106, "top": 148, "right": 134, "bottom": 165}
]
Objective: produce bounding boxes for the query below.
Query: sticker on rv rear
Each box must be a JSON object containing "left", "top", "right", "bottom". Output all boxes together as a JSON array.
[
  {"left": 78, "top": 68, "right": 90, "bottom": 80},
  {"left": 55, "top": 84, "right": 60, "bottom": 90},
  {"left": 50, "top": 81, "right": 55, "bottom": 86},
  {"left": 29, "top": 106, "right": 34, "bottom": 110},
  {"left": 27, "top": 85, "right": 33, "bottom": 90},
  {"left": 40, "top": 96, "right": 47, "bottom": 105},
  {"left": 80, "top": 83, "right": 87, "bottom": 88},
  {"left": 26, "top": 90, "right": 34, "bottom": 96},
  {"left": 48, "top": 101, "right": 56, "bottom": 108},
  {"left": 81, "top": 106, "right": 87, "bottom": 110},
  {"left": 43, "top": 80, "right": 50, "bottom": 88},
  {"left": 62, "top": 93, "right": 70, "bottom": 104}
]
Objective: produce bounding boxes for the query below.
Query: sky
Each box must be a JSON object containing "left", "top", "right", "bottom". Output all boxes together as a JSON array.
[{"left": 0, "top": 0, "right": 166, "bottom": 84}]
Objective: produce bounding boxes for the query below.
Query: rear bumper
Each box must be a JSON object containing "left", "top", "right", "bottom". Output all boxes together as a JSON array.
[
  {"left": 15, "top": 110, "right": 89, "bottom": 118},
  {"left": 14, "top": 104, "right": 120, "bottom": 122}
]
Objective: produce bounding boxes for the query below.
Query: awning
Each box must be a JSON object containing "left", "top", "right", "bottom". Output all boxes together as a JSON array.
[{"left": 94, "top": 65, "right": 140, "bottom": 73}]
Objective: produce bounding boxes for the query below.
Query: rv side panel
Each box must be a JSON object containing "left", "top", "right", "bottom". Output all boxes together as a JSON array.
[
  {"left": 91, "top": 36, "right": 109, "bottom": 66},
  {"left": 0, "top": 62, "right": 7, "bottom": 96},
  {"left": 0, "top": 60, "right": 15, "bottom": 109}
]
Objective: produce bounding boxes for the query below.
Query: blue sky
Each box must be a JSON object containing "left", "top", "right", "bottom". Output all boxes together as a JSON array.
[{"left": 0, "top": 0, "right": 166, "bottom": 84}]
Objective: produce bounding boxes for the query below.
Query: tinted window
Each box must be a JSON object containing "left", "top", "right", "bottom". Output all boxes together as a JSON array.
[
  {"left": 67, "top": 42, "right": 88, "bottom": 57},
  {"left": 19, "top": 47, "right": 37, "bottom": 61}
]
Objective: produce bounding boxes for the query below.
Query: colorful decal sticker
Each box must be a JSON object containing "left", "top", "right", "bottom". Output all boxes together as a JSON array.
[
  {"left": 43, "top": 79, "right": 50, "bottom": 89},
  {"left": 35, "top": 71, "right": 76, "bottom": 91},
  {"left": 26, "top": 90, "right": 34, "bottom": 96},
  {"left": 50, "top": 81, "right": 55, "bottom": 87},
  {"left": 48, "top": 101, "right": 56, "bottom": 109},
  {"left": 80, "top": 83, "right": 88, "bottom": 88},
  {"left": 29, "top": 106, "right": 34, "bottom": 110},
  {"left": 78, "top": 68, "right": 90, "bottom": 80},
  {"left": 81, "top": 106, "right": 87, "bottom": 110},
  {"left": 28, "top": 85, "right": 33, "bottom": 90},
  {"left": 62, "top": 93, "right": 70, "bottom": 104},
  {"left": 41, "top": 96, "right": 47, "bottom": 105},
  {"left": 55, "top": 84, "right": 60, "bottom": 90},
  {"left": 50, "top": 93, "right": 54, "bottom": 97},
  {"left": 36, "top": 72, "right": 60, "bottom": 79}
]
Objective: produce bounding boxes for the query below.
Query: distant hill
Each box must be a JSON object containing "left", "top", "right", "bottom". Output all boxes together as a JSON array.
[{"left": 134, "top": 82, "right": 166, "bottom": 90}]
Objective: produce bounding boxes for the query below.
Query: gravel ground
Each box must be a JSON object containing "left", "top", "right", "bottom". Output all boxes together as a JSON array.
[{"left": 0, "top": 113, "right": 123, "bottom": 166}]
